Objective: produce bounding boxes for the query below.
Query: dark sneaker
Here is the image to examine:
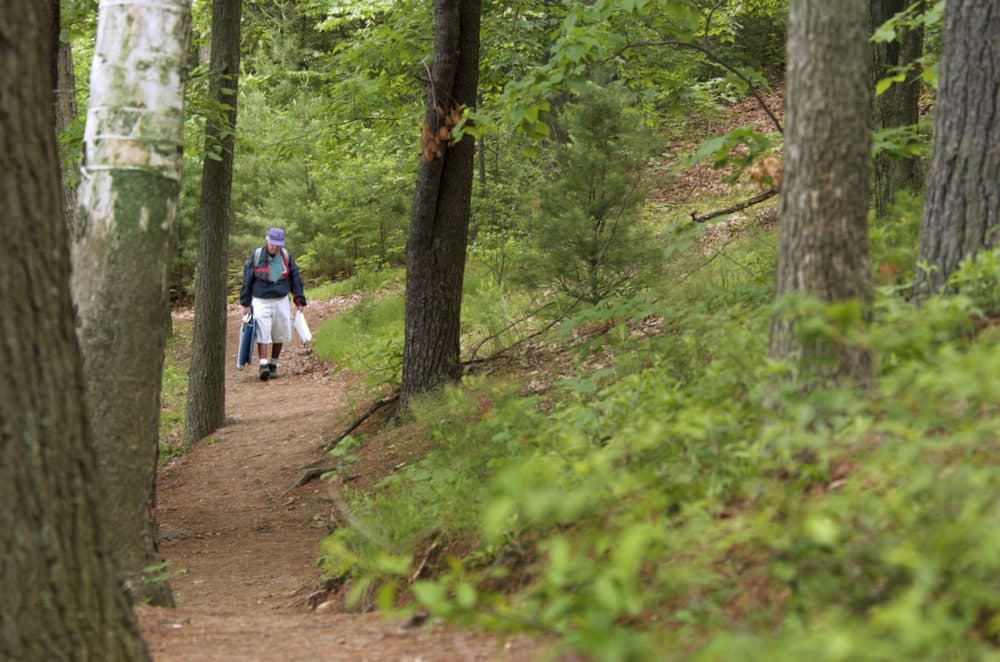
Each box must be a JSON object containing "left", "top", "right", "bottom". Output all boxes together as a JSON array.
[
  {"left": 268, "top": 362, "right": 278, "bottom": 378},
  {"left": 259, "top": 364, "right": 270, "bottom": 381}
]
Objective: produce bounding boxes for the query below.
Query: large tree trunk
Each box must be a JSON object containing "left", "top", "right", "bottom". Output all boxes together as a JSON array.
[
  {"left": 185, "top": 0, "right": 243, "bottom": 444},
  {"left": 870, "top": 0, "right": 924, "bottom": 218},
  {"left": 71, "top": 0, "right": 192, "bottom": 606},
  {"left": 769, "top": 0, "right": 873, "bottom": 386},
  {"left": 913, "top": 0, "right": 1000, "bottom": 299},
  {"left": 400, "top": 0, "right": 482, "bottom": 407},
  {"left": 0, "top": 3, "right": 150, "bottom": 658}
]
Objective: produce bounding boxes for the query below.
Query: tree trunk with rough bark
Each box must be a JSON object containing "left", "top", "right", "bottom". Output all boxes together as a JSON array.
[
  {"left": 56, "top": 37, "right": 80, "bottom": 225},
  {"left": 769, "top": 0, "right": 873, "bottom": 386},
  {"left": 185, "top": 0, "right": 242, "bottom": 444},
  {"left": 400, "top": 0, "right": 482, "bottom": 408},
  {"left": 0, "top": 3, "right": 150, "bottom": 658},
  {"left": 71, "top": 0, "right": 192, "bottom": 607},
  {"left": 870, "top": 0, "right": 924, "bottom": 218},
  {"left": 44, "top": 0, "right": 82, "bottom": 231},
  {"left": 913, "top": 0, "right": 1000, "bottom": 299}
]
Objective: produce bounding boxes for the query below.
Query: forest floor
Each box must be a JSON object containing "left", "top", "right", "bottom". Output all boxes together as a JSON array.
[{"left": 135, "top": 299, "right": 538, "bottom": 661}]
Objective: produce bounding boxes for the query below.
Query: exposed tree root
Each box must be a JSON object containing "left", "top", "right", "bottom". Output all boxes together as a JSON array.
[
  {"left": 323, "top": 392, "right": 400, "bottom": 452},
  {"left": 289, "top": 392, "right": 400, "bottom": 490}
]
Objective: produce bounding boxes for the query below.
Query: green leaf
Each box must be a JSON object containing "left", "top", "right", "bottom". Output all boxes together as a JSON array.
[
  {"left": 692, "top": 135, "right": 727, "bottom": 163},
  {"left": 455, "top": 582, "right": 478, "bottom": 608},
  {"left": 875, "top": 72, "right": 906, "bottom": 96},
  {"left": 805, "top": 515, "right": 840, "bottom": 547},
  {"left": 921, "top": 61, "right": 940, "bottom": 88},
  {"left": 376, "top": 581, "right": 398, "bottom": 612},
  {"left": 411, "top": 580, "right": 448, "bottom": 610},
  {"left": 563, "top": 43, "right": 585, "bottom": 63},
  {"left": 374, "top": 552, "right": 411, "bottom": 576},
  {"left": 592, "top": 576, "right": 623, "bottom": 613},
  {"left": 482, "top": 497, "right": 516, "bottom": 543},
  {"left": 871, "top": 25, "right": 897, "bottom": 43}
]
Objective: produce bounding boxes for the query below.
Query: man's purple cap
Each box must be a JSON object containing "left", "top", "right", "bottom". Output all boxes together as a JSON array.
[{"left": 266, "top": 227, "right": 285, "bottom": 246}]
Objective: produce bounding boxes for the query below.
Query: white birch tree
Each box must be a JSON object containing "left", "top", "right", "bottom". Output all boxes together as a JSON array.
[{"left": 72, "top": 0, "right": 192, "bottom": 606}]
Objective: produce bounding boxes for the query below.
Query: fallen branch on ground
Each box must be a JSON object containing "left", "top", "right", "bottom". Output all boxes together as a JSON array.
[
  {"left": 690, "top": 187, "right": 779, "bottom": 224},
  {"left": 409, "top": 535, "right": 442, "bottom": 582},
  {"left": 288, "top": 467, "right": 329, "bottom": 491},
  {"left": 613, "top": 40, "right": 783, "bottom": 134},
  {"left": 291, "top": 298, "right": 593, "bottom": 491}
]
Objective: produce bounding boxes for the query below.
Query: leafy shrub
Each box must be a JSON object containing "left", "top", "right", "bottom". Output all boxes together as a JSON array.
[
  {"left": 318, "top": 284, "right": 1000, "bottom": 661},
  {"left": 947, "top": 245, "right": 1000, "bottom": 316},
  {"left": 869, "top": 189, "right": 923, "bottom": 287}
]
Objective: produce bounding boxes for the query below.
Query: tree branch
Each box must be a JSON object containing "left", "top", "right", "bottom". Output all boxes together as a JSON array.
[
  {"left": 463, "top": 296, "right": 585, "bottom": 370},
  {"left": 466, "top": 299, "right": 561, "bottom": 361},
  {"left": 689, "top": 187, "right": 779, "bottom": 224}
]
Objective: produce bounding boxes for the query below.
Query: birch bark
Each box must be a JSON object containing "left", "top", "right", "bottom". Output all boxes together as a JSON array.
[{"left": 72, "top": 0, "right": 192, "bottom": 606}]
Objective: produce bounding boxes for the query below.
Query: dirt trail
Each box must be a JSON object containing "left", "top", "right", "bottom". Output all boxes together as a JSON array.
[{"left": 136, "top": 300, "right": 534, "bottom": 661}]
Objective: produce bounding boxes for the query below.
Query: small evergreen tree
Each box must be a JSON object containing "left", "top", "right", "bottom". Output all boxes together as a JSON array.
[{"left": 528, "top": 83, "right": 657, "bottom": 305}]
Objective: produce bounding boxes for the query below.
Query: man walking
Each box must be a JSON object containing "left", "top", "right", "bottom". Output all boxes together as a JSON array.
[{"left": 239, "top": 227, "right": 307, "bottom": 381}]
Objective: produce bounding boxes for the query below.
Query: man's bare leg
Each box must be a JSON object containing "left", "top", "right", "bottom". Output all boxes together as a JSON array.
[
  {"left": 269, "top": 343, "right": 283, "bottom": 378},
  {"left": 258, "top": 343, "right": 272, "bottom": 381}
]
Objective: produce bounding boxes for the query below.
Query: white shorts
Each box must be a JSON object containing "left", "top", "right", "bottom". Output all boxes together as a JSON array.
[{"left": 252, "top": 296, "right": 292, "bottom": 344}]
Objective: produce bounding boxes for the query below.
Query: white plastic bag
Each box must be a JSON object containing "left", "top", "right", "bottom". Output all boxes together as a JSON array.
[{"left": 294, "top": 310, "right": 312, "bottom": 343}]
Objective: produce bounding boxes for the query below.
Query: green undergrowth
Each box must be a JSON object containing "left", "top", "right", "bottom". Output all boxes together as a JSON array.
[
  {"left": 316, "top": 226, "right": 1000, "bottom": 660},
  {"left": 159, "top": 322, "right": 192, "bottom": 464},
  {"left": 314, "top": 290, "right": 405, "bottom": 387}
]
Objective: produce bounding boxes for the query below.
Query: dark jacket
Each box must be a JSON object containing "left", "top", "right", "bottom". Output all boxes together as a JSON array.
[{"left": 239, "top": 246, "right": 307, "bottom": 307}]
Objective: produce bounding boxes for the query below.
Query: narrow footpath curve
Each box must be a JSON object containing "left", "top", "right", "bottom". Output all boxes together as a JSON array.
[{"left": 135, "top": 299, "right": 535, "bottom": 661}]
